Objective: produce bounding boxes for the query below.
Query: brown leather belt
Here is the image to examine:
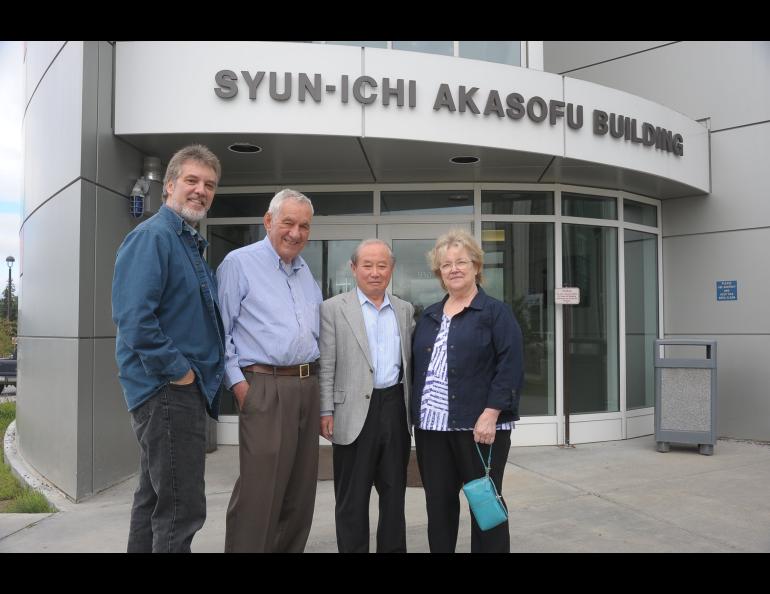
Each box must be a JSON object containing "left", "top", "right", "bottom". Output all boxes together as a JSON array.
[{"left": 242, "top": 362, "right": 319, "bottom": 378}]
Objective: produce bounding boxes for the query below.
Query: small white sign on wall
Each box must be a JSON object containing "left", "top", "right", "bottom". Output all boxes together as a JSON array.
[{"left": 555, "top": 287, "right": 581, "bottom": 305}]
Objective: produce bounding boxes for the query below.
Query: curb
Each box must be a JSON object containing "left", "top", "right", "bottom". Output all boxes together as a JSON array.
[{"left": 3, "top": 420, "right": 73, "bottom": 513}]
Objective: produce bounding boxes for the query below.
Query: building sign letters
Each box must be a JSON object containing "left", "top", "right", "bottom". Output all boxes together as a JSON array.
[{"left": 214, "top": 70, "right": 685, "bottom": 157}]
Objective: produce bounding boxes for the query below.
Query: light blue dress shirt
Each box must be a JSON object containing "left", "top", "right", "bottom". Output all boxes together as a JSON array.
[
  {"left": 357, "top": 287, "right": 402, "bottom": 389},
  {"left": 216, "top": 237, "right": 323, "bottom": 389}
]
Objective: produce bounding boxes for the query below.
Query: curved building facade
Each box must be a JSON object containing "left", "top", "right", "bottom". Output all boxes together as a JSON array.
[{"left": 18, "top": 41, "right": 769, "bottom": 500}]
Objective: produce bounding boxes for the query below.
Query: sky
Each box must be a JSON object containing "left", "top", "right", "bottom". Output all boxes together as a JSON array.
[{"left": 0, "top": 40, "right": 22, "bottom": 289}]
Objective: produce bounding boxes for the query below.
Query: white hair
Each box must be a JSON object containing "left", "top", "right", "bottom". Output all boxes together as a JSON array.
[{"left": 267, "top": 188, "right": 314, "bottom": 217}]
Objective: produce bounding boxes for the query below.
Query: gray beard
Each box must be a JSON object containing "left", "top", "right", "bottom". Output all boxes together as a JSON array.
[{"left": 179, "top": 205, "right": 207, "bottom": 224}]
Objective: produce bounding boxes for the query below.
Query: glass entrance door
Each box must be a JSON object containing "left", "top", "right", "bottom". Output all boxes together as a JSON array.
[
  {"left": 562, "top": 223, "right": 619, "bottom": 441},
  {"left": 378, "top": 223, "right": 472, "bottom": 318}
]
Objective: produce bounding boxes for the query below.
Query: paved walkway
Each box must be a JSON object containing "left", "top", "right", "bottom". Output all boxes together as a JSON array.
[{"left": 2, "top": 433, "right": 770, "bottom": 552}]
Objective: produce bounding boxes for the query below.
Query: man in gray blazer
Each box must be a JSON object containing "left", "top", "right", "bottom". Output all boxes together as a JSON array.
[{"left": 319, "top": 239, "right": 415, "bottom": 553}]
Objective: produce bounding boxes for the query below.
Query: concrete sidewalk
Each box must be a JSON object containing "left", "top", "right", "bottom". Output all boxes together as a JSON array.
[{"left": 2, "top": 433, "right": 770, "bottom": 552}]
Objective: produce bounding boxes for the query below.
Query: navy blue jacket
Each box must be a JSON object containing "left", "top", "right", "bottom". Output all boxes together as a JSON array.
[
  {"left": 112, "top": 205, "right": 225, "bottom": 418},
  {"left": 411, "top": 287, "right": 524, "bottom": 428}
]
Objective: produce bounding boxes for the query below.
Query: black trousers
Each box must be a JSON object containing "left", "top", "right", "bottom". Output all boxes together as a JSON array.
[
  {"left": 332, "top": 383, "right": 411, "bottom": 553},
  {"left": 415, "top": 428, "right": 511, "bottom": 553}
]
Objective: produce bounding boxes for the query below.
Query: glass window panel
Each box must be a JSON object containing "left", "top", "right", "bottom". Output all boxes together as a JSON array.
[
  {"left": 303, "top": 191, "right": 373, "bottom": 216},
  {"left": 207, "top": 193, "right": 273, "bottom": 218},
  {"left": 381, "top": 190, "right": 473, "bottom": 215},
  {"left": 624, "top": 199, "right": 658, "bottom": 227},
  {"left": 482, "top": 222, "right": 555, "bottom": 416},
  {"left": 625, "top": 230, "right": 659, "bottom": 409},
  {"left": 303, "top": 240, "right": 360, "bottom": 299},
  {"left": 392, "top": 41, "right": 453, "bottom": 56},
  {"left": 562, "top": 224, "right": 619, "bottom": 414},
  {"left": 562, "top": 193, "right": 617, "bottom": 220},
  {"left": 207, "top": 224, "right": 264, "bottom": 272},
  {"left": 391, "top": 239, "right": 445, "bottom": 320},
  {"left": 481, "top": 190, "right": 554, "bottom": 215},
  {"left": 325, "top": 41, "right": 388, "bottom": 48},
  {"left": 459, "top": 41, "right": 520, "bottom": 66}
]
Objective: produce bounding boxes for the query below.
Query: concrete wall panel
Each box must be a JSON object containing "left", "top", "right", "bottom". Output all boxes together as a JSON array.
[
  {"left": 23, "top": 41, "right": 84, "bottom": 220},
  {"left": 663, "top": 123, "right": 770, "bottom": 236},
  {"left": 663, "top": 228, "right": 770, "bottom": 335},
  {"left": 92, "top": 337, "right": 138, "bottom": 493},
  {"left": 544, "top": 42, "right": 673, "bottom": 76},
  {"left": 95, "top": 42, "right": 144, "bottom": 197},
  {"left": 94, "top": 187, "right": 138, "bottom": 337},
  {"left": 78, "top": 182, "right": 96, "bottom": 338},
  {"left": 18, "top": 182, "right": 83, "bottom": 338},
  {"left": 16, "top": 337, "right": 81, "bottom": 498},
  {"left": 554, "top": 41, "right": 770, "bottom": 131},
  {"left": 24, "top": 41, "right": 66, "bottom": 106}
]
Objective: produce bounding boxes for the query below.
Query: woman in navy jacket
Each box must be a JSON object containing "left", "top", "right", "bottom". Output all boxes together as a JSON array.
[{"left": 412, "top": 229, "right": 524, "bottom": 553}]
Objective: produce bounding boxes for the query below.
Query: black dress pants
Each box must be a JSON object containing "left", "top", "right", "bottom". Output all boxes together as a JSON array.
[
  {"left": 332, "top": 384, "right": 411, "bottom": 553},
  {"left": 415, "top": 428, "right": 511, "bottom": 553}
]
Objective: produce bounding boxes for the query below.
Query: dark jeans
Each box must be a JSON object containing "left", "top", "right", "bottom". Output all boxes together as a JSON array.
[
  {"left": 415, "top": 428, "right": 511, "bottom": 553},
  {"left": 127, "top": 382, "right": 208, "bottom": 553}
]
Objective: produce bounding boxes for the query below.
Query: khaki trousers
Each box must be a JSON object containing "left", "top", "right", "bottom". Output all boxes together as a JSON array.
[{"left": 225, "top": 372, "right": 320, "bottom": 553}]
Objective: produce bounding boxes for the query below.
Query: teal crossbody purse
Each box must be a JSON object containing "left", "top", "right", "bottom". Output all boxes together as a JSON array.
[{"left": 462, "top": 442, "right": 508, "bottom": 531}]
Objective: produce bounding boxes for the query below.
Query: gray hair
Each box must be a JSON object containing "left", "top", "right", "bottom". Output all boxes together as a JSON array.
[
  {"left": 351, "top": 239, "right": 395, "bottom": 266},
  {"left": 162, "top": 144, "right": 221, "bottom": 199},
  {"left": 267, "top": 188, "right": 314, "bottom": 217}
]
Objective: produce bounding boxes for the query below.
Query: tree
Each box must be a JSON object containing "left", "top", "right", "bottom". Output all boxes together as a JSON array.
[
  {"left": 0, "top": 320, "right": 14, "bottom": 357},
  {"left": 0, "top": 282, "right": 18, "bottom": 323}
]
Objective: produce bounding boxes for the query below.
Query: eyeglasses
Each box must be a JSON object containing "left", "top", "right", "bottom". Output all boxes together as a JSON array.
[{"left": 439, "top": 259, "right": 473, "bottom": 273}]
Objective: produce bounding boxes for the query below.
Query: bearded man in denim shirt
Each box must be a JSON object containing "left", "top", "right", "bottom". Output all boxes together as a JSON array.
[{"left": 112, "top": 144, "right": 225, "bottom": 553}]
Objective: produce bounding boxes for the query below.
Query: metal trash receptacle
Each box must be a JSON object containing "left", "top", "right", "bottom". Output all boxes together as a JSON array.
[{"left": 654, "top": 340, "right": 717, "bottom": 455}]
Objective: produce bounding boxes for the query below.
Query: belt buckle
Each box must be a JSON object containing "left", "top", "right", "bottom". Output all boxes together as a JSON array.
[{"left": 299, "top": 363, "right": 310, "bottom": 379}]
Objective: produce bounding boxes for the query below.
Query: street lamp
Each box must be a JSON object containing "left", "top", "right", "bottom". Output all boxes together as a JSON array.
[{"left": 5, "top": 256, "right": 14, "bottom": 321}]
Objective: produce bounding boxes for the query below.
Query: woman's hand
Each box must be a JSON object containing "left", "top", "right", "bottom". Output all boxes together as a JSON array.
[{"left": 473, "top": 408, "right": 501, "bottom": 444}]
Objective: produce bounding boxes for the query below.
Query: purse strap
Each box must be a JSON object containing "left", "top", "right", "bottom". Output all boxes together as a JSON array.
[
  {"left": 474, "top": 442, "right": 493, "bottom": 476},
  {"left": 472, "top": 442, "right": 506, "bottom": 512}
]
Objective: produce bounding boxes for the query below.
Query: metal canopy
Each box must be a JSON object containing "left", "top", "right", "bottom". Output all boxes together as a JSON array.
[{"left": 120, "top": 132, "right": 708, "bottom": 199}]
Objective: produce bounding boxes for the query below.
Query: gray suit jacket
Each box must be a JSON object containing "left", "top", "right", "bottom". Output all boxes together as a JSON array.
[{"left": 319, "top": 289, "right": 415, "bottom": 445}]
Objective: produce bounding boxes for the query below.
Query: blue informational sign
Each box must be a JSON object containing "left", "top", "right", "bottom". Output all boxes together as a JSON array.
[{"left": 716, "top": 280, "right": 737, "bottom": 301}]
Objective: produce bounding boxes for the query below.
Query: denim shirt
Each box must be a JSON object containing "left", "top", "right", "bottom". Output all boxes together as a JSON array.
[
  {"left": 411, "top": 287, "right": 524, "bottom": 429},
  {"left": 112, "top": 205, "right": 225, "bottom": 418}
]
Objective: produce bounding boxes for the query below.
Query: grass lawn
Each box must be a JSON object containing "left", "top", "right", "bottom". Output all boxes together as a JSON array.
[{"left": 0, "top": 402, "right": 56, "bottom": 513}]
